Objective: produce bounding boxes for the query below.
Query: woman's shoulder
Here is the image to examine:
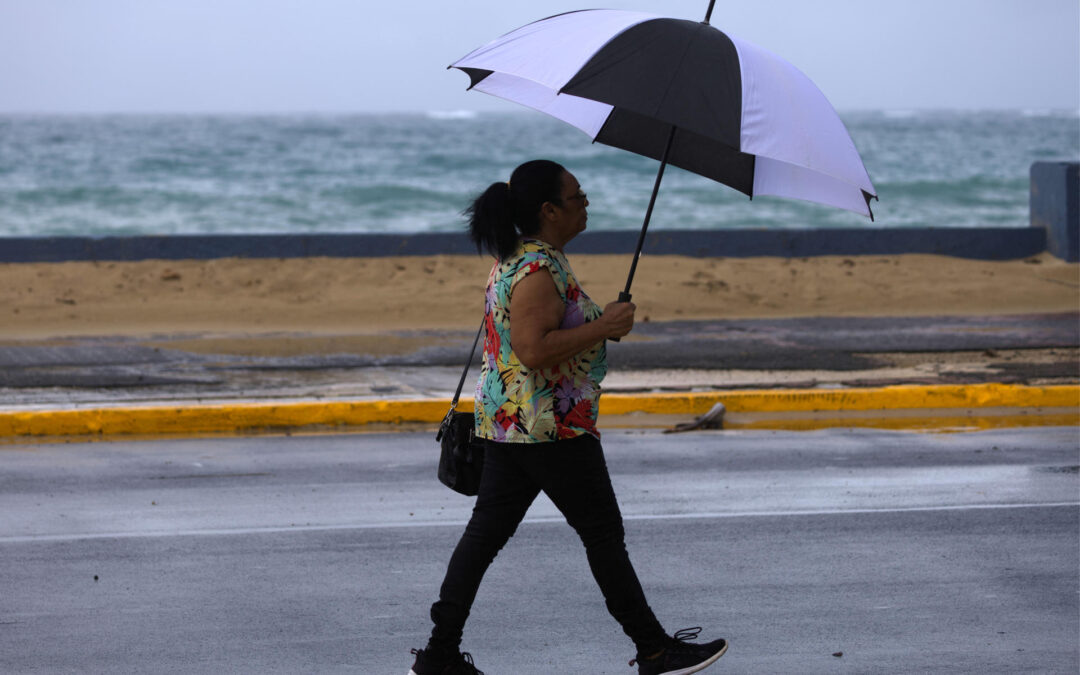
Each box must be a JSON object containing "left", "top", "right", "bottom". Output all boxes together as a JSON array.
[
  {"left": 519, "top": 238, "right": 555, "bottom": 257},
  {"left": 493, "top": 240, "right": 569, "bottom": 295},
  {"left": 520, "top": 239, "right": 572, "bottom": 270},
  {"left": 498, "top": 239, "right": 555, "bottom": 271}
]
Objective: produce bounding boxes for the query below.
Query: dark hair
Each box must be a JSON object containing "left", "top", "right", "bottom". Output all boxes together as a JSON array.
[{"left": 466, "top": 159, "right": 566, "bottom": 260}]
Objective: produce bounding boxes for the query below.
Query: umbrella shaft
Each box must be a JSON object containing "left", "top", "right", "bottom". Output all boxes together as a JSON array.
[{"left": 621, "top": 126, "right": 677, "bottom": 300}]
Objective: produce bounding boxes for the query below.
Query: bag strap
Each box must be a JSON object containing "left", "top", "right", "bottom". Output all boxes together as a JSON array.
[{"left": 450, "top": 319, "right": 485, "bottom": 412}]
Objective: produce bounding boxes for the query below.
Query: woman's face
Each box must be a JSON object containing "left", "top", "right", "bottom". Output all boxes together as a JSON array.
[{"left": 551, "top": 171, "right": 589, "bottom": 240}]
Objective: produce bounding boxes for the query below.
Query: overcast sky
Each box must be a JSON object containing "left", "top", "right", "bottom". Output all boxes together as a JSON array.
[{"left": 0, "top": 0, "right": 1077, "bottom": 114}]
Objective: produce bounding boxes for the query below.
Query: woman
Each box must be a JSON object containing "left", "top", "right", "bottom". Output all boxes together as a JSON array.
[{"left": 409, "top": 160, "right": 727, "bottom": 675}]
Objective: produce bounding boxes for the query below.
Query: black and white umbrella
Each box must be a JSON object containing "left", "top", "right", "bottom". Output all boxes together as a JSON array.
[{"left": 450, "top": 2, "right": 877, "bottom": 301}]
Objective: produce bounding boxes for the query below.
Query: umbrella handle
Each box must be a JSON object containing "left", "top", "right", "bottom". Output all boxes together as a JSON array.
[{"left": 609, "top": 291, "right": 633, "bottom": 342}]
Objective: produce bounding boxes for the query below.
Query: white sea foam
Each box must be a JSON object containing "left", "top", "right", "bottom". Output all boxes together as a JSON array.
[
  {"left": 426, "top": 110, "right": 478, "bottom": 120},
  {"left": 1021, "top": 108, "right": 1080, "bottom": 118}
]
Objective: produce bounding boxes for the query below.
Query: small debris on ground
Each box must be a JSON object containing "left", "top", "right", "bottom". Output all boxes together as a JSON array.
[{"left": 665, "top": 402, "right": 726, "bottom": 433}]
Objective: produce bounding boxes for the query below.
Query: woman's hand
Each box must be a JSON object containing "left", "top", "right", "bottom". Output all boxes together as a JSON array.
[{"left": 599, "top": 301, "right": 635, "bottom": 339}]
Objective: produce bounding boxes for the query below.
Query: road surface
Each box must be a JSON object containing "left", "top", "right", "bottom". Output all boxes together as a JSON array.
[{"left": 2, "top": 427, "right": 1077, "bottom": 673}]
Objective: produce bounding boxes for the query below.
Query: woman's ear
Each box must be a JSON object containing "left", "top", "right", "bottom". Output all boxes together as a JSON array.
[{"left": 539, "top": 200, "right": 557, "bottom": 222}]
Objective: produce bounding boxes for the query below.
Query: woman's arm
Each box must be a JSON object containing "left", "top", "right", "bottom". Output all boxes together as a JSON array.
[{"left": 509, "top": 270, "right": 635, "bottom": 371}]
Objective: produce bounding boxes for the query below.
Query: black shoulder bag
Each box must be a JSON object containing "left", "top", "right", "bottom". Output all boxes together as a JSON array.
[{"left": 435, "top": 320, "right": 486, "bottom": 496}]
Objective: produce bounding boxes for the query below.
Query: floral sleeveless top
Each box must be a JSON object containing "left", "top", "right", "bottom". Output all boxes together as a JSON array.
[{"left": 474, "top": 239, "right": 607, "bottom": 443}]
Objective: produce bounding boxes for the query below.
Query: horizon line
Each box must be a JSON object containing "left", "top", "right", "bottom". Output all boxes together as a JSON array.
[{"left": 1, "top": 106, "right": 1078, "bottom": 117}]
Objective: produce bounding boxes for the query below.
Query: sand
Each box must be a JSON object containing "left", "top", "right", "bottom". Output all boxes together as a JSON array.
[{"left": 0, "top": 252, "right": 1076, "bottom": 355}]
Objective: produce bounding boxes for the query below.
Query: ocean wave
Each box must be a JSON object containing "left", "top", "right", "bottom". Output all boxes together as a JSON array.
[
  {"left": 1021, "top": 108, "right": 1080, "bottom": 118},
  {"left": 0, "top": 112, "right": 1074, "bottom": 237},
  {"left": 426, "top": 110, "right": 478, "bottom": 120},
  {"left": 10, "top": 186, "right": 144, "bottom": 208}
]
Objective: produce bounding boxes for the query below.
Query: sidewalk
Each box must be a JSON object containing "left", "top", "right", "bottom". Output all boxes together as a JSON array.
[{"left": 1, "top": 314, "right": 1077, "bottom": 439}]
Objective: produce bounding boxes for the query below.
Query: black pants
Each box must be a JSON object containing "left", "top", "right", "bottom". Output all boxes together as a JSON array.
[{"left": 427, "top": 434, "right": 667, "bottom": 656}]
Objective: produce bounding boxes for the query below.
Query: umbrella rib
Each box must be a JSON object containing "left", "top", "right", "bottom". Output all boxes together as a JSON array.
[{"left": 651, "top": 23, "right": 703, "bottom": 123}]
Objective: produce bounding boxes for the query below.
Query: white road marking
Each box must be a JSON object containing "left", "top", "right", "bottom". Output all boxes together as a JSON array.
[{"left": 2, "top": 501, "right": 1076, "bottom": 544}]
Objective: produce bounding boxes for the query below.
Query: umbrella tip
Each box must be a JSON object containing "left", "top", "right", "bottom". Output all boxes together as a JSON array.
[{"left": 703, "top": 0, "right": 716, "bottom": 24}]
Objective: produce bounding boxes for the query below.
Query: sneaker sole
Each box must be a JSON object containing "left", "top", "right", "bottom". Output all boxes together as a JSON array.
[{"left": 659, "top": 640, "right": 729, "bottom": 675}]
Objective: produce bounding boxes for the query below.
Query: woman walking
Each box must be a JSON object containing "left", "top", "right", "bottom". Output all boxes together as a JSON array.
[{"left": 408, "top": 160, "right": 727, "bottom": 675}]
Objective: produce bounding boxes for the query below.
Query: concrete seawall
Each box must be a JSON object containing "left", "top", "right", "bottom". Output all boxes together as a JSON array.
[{"left": 0, "top": 226, "right": 1053, "bottom": 263}]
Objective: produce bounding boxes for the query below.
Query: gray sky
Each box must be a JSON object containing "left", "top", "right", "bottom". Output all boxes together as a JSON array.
[{"left": 0, "top": 0, "right": 1077, "bottom": 113}]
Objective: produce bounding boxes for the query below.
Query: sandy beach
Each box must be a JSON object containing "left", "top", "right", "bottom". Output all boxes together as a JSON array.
[{"left": 0, "top": 251, "right": 1076, "bottom": 356}]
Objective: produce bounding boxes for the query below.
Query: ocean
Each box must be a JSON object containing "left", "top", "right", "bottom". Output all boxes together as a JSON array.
[{"left": 0, "top": 110, "right": 1076, "bottom": 238}]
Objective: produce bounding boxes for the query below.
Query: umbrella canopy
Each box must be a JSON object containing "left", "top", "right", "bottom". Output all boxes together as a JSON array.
[{"left": 451, "top": 8, "right": 876, "bottom": 218}]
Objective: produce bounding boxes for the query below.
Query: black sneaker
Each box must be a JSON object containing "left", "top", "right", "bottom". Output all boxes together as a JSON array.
[
  {"left": 629, "top": 627, "right": 728, "bottom": 675},
  {"left": 408, "top": 648, "right": 485, "bottom": 675}
]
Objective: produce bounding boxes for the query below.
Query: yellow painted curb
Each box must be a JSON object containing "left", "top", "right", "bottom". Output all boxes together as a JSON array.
[
  {"left": 719, "top": 409, "right": 1080, "bottom": 433},
  {"left": 0, "top": 383, "right": 1076, "bottom": 439},
  {"left": 598, "top": 383, "right": 1080, "bottom": 415},
  {"left": 0, "top": 399, "right": 463, "bottom": 439}
]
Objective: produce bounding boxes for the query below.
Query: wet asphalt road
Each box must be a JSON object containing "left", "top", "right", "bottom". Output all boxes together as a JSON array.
[{"left": 1, "top": 427, "right": 1077, "bottom": 674}]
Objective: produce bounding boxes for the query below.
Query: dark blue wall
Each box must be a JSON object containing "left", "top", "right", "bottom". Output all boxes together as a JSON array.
[
  {"left": 0, "top": 227, "right": 1050, "bottom": 264},
  {"left": 1031, "top": 161, "right": 1079, "bottom": 263}
]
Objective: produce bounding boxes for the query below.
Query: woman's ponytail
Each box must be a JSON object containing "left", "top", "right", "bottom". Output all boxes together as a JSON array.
[
  {"left": 467, "top": 181, "right": 518, "bottom": 260},
  {"left": 466, "top": 159, "right": 566, "bottom": 261}
]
